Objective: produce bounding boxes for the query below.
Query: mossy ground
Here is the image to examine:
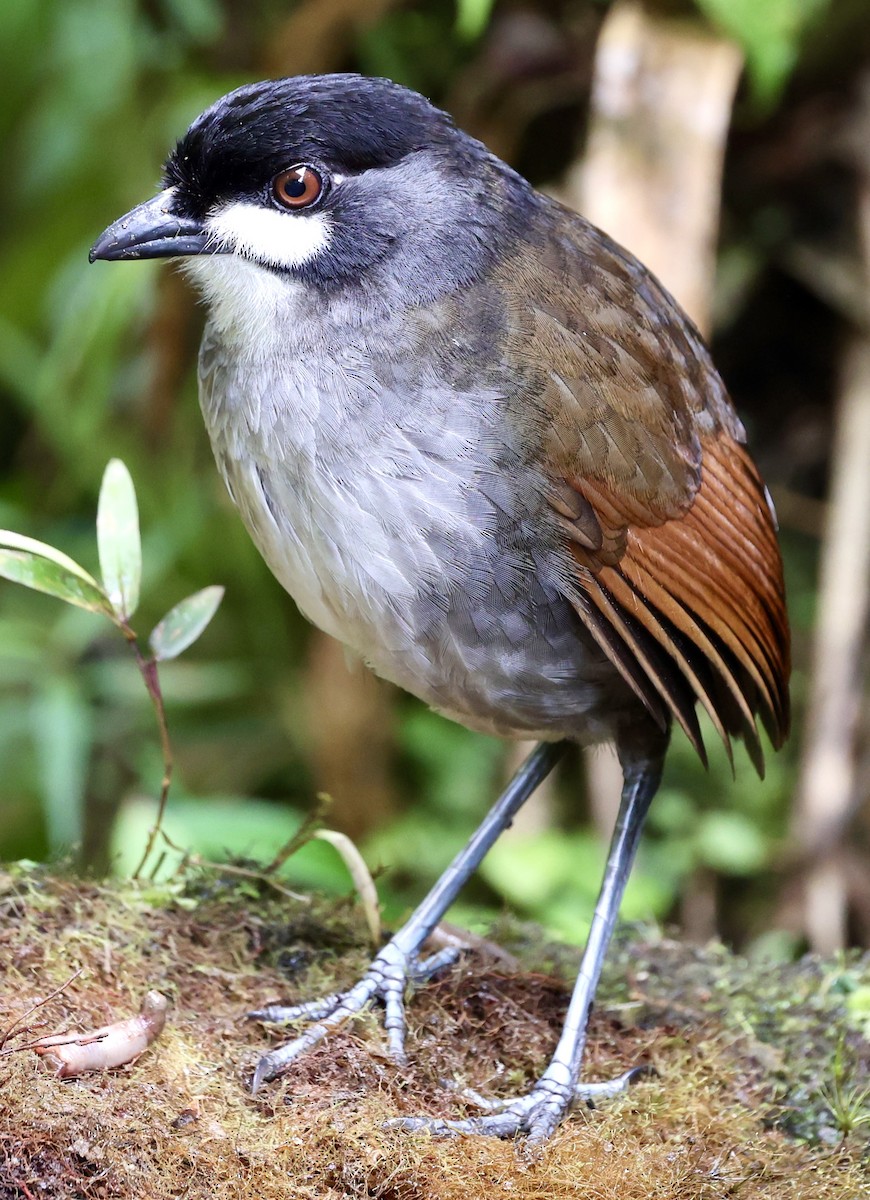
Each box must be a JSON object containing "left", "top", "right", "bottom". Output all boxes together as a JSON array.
[{"left": 0, "top": 865, "right": 867, "bottom": 1199}]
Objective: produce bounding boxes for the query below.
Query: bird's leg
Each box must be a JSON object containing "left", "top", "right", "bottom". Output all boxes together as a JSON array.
[
  {"left": 393, "top": 730, "right": 667, "bottom": 1142},
  {"left": 250, "top": 740, "right": 567, "bottom": 1092}
]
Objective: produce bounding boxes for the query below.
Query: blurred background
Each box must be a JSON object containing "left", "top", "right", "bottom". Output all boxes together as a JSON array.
[{"left": 0, "top": 0, "right": 868, "bottom": 956}]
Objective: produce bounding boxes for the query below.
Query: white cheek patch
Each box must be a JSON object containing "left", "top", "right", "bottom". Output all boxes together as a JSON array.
[{"left": 204, "top": 200, "right": 331, "bottom": 269}]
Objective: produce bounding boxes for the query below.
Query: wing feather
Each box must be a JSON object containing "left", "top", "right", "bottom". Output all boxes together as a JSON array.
[
  {"left": 493, "top": 216, "right": 789, "bottom": 772},
  {"left": 562, "top": 433, "right": 790, "bottom": 772}
]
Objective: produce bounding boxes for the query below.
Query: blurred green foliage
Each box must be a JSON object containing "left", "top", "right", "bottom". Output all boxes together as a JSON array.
[
  {"left": 0, "top": 0, "right": 852, "bottom": 950},
  {"left": 697, "top": 0, "right": 831, "bottom": 105}
]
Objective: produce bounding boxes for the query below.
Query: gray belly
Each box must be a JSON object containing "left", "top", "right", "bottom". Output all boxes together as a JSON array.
[{"left": 198, "top": 328, "right": 629, "bottom": 745}]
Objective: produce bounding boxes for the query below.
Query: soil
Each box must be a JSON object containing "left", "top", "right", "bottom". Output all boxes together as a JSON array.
[{"left": 0, "top": 865, "right": 867, "bottom": 1199}]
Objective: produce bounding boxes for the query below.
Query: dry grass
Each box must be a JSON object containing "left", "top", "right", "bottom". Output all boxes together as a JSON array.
[{"left": 0, "top": 867, "right": 867, "bottom": 1199}]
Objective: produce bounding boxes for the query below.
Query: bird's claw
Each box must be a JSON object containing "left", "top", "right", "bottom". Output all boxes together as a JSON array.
[
  {"left": 248, "top": 942, "right": 460, "bottom": 1092},
  {"left": 389, "top": 1064, "right": 652, "bottom": 1142}
]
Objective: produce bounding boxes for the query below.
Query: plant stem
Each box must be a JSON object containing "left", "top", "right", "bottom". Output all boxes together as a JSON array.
[{"left": 124, "top": 625, "right": 173, "bottom": 879}]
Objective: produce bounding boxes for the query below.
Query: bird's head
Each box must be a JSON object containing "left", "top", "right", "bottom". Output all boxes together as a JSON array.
[{"left": 90, "top": 74, "right": 530, "bottom": 325}]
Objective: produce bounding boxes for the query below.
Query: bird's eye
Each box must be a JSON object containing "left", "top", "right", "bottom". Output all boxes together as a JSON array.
[{"left": 272, "top": 165, "right": 324, "bottom": 210}]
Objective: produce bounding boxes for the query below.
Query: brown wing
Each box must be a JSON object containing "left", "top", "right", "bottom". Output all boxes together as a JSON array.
[
  {"left": 496, "top": 210, "right": 790, "bottom": 772},
  {"left": 563, "top": 432, "right": 790, "bottom": 773}
]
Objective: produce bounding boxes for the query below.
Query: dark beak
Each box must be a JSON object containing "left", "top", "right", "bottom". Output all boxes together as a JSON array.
[{"left": 89, "top": 189, "right": 220, "bottom": 262}]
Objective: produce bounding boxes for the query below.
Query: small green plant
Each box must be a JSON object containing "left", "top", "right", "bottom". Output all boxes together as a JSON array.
[
  {"left": 0, "top": 463, "right": 383, "bottom": 933},
  {"left": 0, "top": 459, "right": 224, "bottom": 877},
  {"left": 817, "top": 1034, "right": 870, "bottom": 1140}
]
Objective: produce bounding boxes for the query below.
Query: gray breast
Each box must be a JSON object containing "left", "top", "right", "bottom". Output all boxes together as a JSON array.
[{"left": 196, "top": 305, "right": 627, "bottom": 744}]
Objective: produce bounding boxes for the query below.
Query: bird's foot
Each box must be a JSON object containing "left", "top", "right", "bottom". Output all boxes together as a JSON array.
[
  {"left": 390, "top": 1064, "right": 651, "bottom": 1144},
  {"left": 248, "top": 941, "right": 459, "bottom": 1091}
]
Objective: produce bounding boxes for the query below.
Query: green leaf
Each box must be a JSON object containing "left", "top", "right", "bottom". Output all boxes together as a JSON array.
[
  {"left": 696, "top": 810, "right": 768, "bottom": 874},
  {"left": 111, "top": 795, "right": 349, "bottom": 892},
  {"left": 0, "top": 531, "right": 113, "bottom": 617},
  {"left": 149, "top": 585, "right": 224, "bottom": 662},
  {"left": 97, "top": 458, "right": 141, "bottom": 620},
  {"left": 455, "top": 0, "right": 495, "bottom": 40},
  {"left": 846, "top": 986, "right": 870, "bottom": 1039},
  {"left": 479, "top": 828, "right": 673, "bottom": 945},
  {"left": 0, "top": 530, "right": 103, "bottom": 588},
  {"left": 31, "top": 677, "right": 92, "bottom": 853},
  {"left": 695, "top": 0, "right": 830, "bottom": 106}
]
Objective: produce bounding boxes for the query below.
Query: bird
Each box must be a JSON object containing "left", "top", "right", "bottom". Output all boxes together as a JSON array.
[{"left": 90, "top": 73, "right": 790, "bottom": 1143}]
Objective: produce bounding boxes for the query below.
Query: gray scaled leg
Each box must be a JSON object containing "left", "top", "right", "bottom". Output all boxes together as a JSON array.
[
  {"left": 250, "top": 740, "right": 567, "bottom": 1091},
  {"left": 393, "top": 726, "right": 668, "bottom": 1143}
]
